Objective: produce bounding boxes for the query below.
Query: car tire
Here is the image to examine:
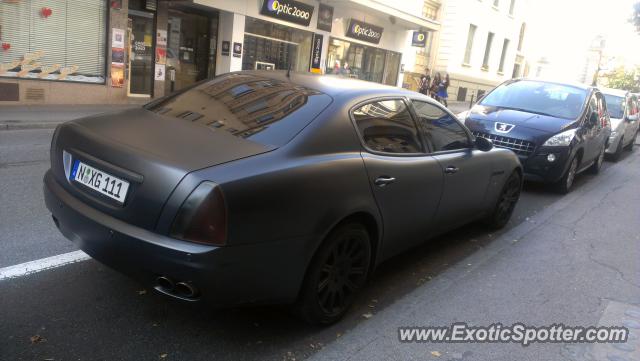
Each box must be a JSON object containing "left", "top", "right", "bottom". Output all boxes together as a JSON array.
[
  {"left": 588, "top": 144, "right": 605, "bottom": 174},
  {"left": 610, "top": 137, "right": 624, "bottom": 161},
  {"left": 293, "top": 223, "right": 371, "bottom": 325},
  {"left": 553, "top": 155, "right": 578, "bottom": 194},
  {"left": 483, "top": 170, "right": 521, "bottom": 230},
  {"left": 624, "top": 130, "right": 637, "bottom": 151}
]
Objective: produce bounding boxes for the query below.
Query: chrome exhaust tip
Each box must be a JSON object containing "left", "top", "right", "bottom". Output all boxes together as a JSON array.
[
  {"left": 156, "top": 276, "right": 175, "bottom": 291},
  {"left": 175, "top": 282, "right": 198, "bottom": 298}
]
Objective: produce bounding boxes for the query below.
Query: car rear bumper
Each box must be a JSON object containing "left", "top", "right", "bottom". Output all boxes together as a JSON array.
[{"left": 43, "top": 170, "right": 311, "bottom": 306}]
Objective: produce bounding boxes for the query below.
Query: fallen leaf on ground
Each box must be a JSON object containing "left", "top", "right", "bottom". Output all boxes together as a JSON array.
[
  {"left": 138, "top": 289, "right": 147, "bottom": 295},
  {"left": 362, "top": 313, "right": 373, "bottom": 319},
  {"left": 159, "top": 353, "right": 167, "bottom": 359},
  {"left": 30, "top": 335, "right": 45, "bottom": 344},
  {"left": 431, "top": 351, "right": 442, "bottom": 357}
]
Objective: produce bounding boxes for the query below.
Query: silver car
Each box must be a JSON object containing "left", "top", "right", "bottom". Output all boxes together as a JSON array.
[{"left": 602, "top": 88, "right": 639, "bottom": 161}]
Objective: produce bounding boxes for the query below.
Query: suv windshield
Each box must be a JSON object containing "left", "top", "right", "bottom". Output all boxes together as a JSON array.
[
  {"left": 603, "top": 94, "right": 625, "bottom": 119},
  {"left": 479, "top": 80, "right": 588, "bottom": 120},
  {"left": 145, "top": 73, "right": 332, "bottom": 147}
]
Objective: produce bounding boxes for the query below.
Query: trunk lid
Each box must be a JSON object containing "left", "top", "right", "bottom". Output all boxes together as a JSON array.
[{"left": 51, "top": 108, "right": 271, "bottom": 231}]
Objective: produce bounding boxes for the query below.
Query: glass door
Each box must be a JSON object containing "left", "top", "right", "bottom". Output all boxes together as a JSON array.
[{"left": 128, "top": 10, "right": 154, "bottom": 96}]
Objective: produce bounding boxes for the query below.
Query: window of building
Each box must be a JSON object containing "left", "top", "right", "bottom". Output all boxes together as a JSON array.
[
  {"left": 326, "top": 38, "right": 401, "bottom": 86},
  {"left": 422, "top": 2, "right": 439, "bottom": 20},
  {"left": 242, "top": 17, "right": 312, "bottom": 73},
  {"left": 517, "top": 23, "right": 526, "bottom": 51},
  {"left": 0, "top": 0, "right": 107, "bottom": 83},
  {"left": 498, "top": 39, "right": 510, "bottom": 73},
  {"left": 509, "top": 0, "right": 516, "bottom": 15},
  {"left": 352, "top": 99, "right": 423, "bottom": 154},
  {"left": 482, "top": 32, "right": 495, "bottom": 70},
  {"left": 463, "top": 24, "right": 477, "bottom": 65}
]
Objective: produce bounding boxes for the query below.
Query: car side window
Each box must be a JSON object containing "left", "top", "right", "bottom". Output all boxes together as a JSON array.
[
  {"left": 411, "top": 100, "right": 471, "bottom": 152},
  {"left": 352, "top": 99, "right": 424, "bottom": 154},
  {"left": 595, "top": 93, "right": 607, "bottom": 129}
]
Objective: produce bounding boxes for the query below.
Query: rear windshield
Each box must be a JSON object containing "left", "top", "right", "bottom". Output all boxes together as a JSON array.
[
  {"left": 603, "top": 94, "right": 625, "bottom": 119},
  {"left": 480, "top": 80, "right": 588, "bottom": 119},
  {"left": 146, "top": 73, "right": 332, "bottom": 147}
]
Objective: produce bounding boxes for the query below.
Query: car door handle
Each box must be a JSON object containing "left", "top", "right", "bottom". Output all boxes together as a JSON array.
[
  {"left": 444, "top": 166, "right": 459, "bottom": 174},
  {"left": 374, "top": 176, "right": 396, "bottom": 187}
]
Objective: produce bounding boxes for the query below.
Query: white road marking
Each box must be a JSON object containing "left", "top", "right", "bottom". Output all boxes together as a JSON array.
[{"left": 0, "top": 250, "right": 90, "bottom": 281}]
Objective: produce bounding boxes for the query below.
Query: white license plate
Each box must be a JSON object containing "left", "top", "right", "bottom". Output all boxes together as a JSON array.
[{"left": 71, "top": 160, "right": 130, "bottom": 203}]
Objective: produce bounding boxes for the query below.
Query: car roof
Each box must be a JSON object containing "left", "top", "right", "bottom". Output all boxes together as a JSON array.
[
  {"left": 514, "top": 78, "right": 596, "bottom": 92},
  {"left": 598, "top": 87, "right": 629, "bottom": 97},
  {"left": 232, "top": 70, "right": 420, "bottom": 99}
]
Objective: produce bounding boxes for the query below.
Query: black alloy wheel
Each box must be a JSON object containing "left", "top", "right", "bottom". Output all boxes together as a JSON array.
[
  {"left": 294, "top": 223, "right": 371, "bottom": 325},
  {"left": 625, "top": 130, "right": 638, "bottom": 151},
  {"left": 484, "top": 171, "right": 521, "bottom": 230}
]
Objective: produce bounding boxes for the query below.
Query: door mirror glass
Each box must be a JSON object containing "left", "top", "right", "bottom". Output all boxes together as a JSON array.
[
  {"left": 475, "top": 136, "right": 494, "bottom": 151},
  {"left": 627, "top": 114, "right": 638, "bottom": 122}
]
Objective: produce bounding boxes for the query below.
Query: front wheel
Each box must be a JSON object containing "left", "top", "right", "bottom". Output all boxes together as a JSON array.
[
  {"left": 483, "top": 171, "right": 522, "bottom": 230},
  {"left": 625, "top": 130, "right": 637, "bottom": 151},
  {"left": 553, "top": 155, "right": 578, "bottom": 194},
  {"left": 609, "top": 137, "right": 624, "bottom": 161},
  {"left": 293, "top": 223, "right": 371, "bottom": 325}
]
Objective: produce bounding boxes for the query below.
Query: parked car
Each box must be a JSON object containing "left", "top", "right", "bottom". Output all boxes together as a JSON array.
[
  {"left": 601, "top": 88, "right": 639, "bottom": 161},
  {"left": 44, "top": 71, "right": 522, "bottom": 325},
  {"left": 462, "top": 79, "right": 611, "bottom": 193}
]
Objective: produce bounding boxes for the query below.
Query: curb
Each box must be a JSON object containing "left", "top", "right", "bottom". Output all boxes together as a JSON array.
[{"left": 0, "top": 122, "right": 62, "bottom": 131}]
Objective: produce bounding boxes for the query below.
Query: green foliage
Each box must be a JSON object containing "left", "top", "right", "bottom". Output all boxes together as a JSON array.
[{"left": 602, "top": 67, "right": 640, "bottom": 92}]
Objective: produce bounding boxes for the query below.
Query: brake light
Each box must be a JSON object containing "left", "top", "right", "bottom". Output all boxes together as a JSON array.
[{"left": 170, "top": 181, "right": 227, "bottom": 246}]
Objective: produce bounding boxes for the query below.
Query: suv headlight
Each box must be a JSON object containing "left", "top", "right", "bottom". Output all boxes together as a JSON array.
[{"left": 543, "top": 129, "right": 577, "bottom": 147}]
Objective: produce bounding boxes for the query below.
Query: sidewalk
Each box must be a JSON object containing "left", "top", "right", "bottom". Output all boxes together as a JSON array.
[
  {"left": 310, "top": 151, "right": 640, "bottom": 361},
  {"left": 0, "top": 104, "right": 140, "bottom": 130}
]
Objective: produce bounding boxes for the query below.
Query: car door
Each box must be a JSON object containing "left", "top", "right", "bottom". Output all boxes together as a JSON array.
[
  {"left": 352, "top": 98, "right": 444, "bottom": 258},
  {"left": 409, "top": 99, "right": 494, "bottom": 230},
  {"left": 581, "top": 93, "right": 602, "bottom": 165},
  {"left": 624, "top": 96, "right": 639, "bottom": 144}
]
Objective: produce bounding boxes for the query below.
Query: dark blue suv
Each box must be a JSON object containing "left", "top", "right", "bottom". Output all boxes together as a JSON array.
[{"left": 462, "top": 79, "right": 611, "bottom": 193}]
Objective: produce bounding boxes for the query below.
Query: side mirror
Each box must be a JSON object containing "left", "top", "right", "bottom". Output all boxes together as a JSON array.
[
  {"left": 627, "top": 114, "right": 638, "bottom": 122},
  {"left": 475, "top": 136, "right": 494, "bottom": 152}
]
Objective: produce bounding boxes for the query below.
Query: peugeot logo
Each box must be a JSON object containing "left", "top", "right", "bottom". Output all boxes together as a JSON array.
[{"left": 495, "top": 122, "right": 515, "bottom": 133}]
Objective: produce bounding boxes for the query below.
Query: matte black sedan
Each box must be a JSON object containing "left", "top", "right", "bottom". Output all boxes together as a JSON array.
[
  {"left": 44, "top": 71, "right": 522, "bottom": 324},
  {"left": 463, "top": 79, "right": 611, "bottom": 193}
]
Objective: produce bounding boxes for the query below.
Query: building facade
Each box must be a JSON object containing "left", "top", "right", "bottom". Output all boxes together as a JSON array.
[
  {"left": 430, "top": 0, "right": 530, "bottom": 102},
  {"left": 0, "top": 0, "right": 439, "bottom": 104}
]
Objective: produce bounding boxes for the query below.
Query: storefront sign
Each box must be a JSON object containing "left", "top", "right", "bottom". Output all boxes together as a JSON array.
[
  {"left": 221, "top": 41, "right": 230, "bottom": 56},
  {"left": 309, "top": 33, "right": 323, "bottom": 74},
  {"left": 345, "top": 19, "right": 383, "bottom": 44},
  {"left": 233, "top": 42, "right": 242, "bottom": 58},
  {"left": 260, "top": 0, "right": 314, "bottom": 27},
  {"left": 412, "top": 31, "right": 427, "bottom": 47},
  {"left": 317, "top": 3, "right": 333, "bottom": 32}
]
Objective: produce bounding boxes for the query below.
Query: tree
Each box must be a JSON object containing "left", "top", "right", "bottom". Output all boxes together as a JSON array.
[{"left": 602, "top": 67, "right": 640, "bottom": 92}]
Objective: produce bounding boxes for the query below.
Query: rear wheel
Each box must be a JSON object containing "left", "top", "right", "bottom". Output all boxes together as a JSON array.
[
  {"left": 294, "top": 223, "right": 371, "bottom": 325},
  {"left": 588, "top": 144, "right": 605, "bottom": 174},
  {"left": 554, "top": 155, "right": 578, "bottom": 194},
  {"left": 484, "top": 171, "right": 521, "bottom": 230}
]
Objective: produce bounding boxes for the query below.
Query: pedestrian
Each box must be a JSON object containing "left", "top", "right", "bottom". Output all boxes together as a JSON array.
[
  {"left": 419, "top": 68, "right": 431, "bottom": 95},
  {"left": 333, "top": 60, "right": 341, "bottom": 74},
  {"left": 342, "top": 62, "right": 351, "bottom": 76},
  {"left": 437, "top": 73, "right": 450, "bottom": 107},
  {"left": 431, "top": 72, "right": 442, "bottom": 101}
]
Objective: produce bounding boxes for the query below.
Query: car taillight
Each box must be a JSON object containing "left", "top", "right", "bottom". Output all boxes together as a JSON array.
[{"left": 170, "top": 181, "right": 227, "bottom": 246}]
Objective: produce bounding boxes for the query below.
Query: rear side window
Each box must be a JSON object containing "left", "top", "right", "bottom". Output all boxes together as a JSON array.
[
  {"left": 352, "top": 99, "right": 423, "bottom": 154},
  {"left": 145, "top": 73, "right": 332, "bottom": 147}
]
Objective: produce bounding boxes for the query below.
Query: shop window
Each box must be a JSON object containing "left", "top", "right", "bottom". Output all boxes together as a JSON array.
[
  {"left": 0, "top": 0, "right": 107, "bottom": 83},
  {"left": 242, "top": 17, "right": 312, "bottom": 73},
  {"left": 326, "top": 38, "right": 400, "bottom": 86}
]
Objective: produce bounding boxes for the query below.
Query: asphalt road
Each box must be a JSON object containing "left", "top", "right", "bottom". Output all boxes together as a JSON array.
[{"left": 0, "top": 128, "right": 637, "bottom": 360}]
